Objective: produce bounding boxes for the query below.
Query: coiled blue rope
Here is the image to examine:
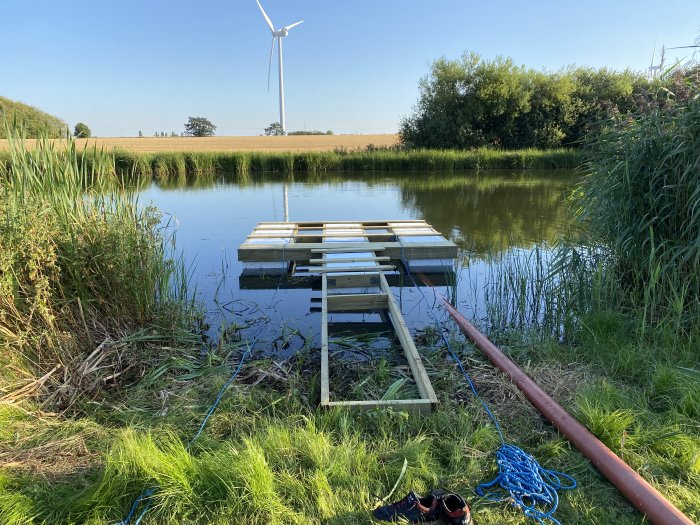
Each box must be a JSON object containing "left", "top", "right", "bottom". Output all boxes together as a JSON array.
[
  {"left": 398, "top": 241, "right": 576, "bottom": 525},
  {"left": 117, "top": 246, "right": 288, "bottom": 524},
  {"left": 476, "top": 444, "right": 576, "bottom": 525}
]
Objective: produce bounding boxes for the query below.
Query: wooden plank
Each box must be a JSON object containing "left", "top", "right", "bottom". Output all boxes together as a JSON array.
[
  {"left": 326, "top": 399, "right": 433, "bottom": 415},
  {"left": 247, "top": 232, "right": 437, "bottom": 239},
  {"left": 239, "top": 242, "right": 457, "bottom": 262},
  {"left": 325, "top": 273, "right": 381, "bottom": 289},
  {"left": 316, "top": 265, "right": 395, "bottom": 273},
  {"left": 311, "top": 247, "right": 386, "bottom": 254},
  {"left": 257, "top": 219, "right": 427, "bottom": 226},
  {"left": 321, "top": 274, "right": 329, "bottom": 405},
  {"left": 326, "top": 293, "right": 388, "bottom": 312},
  {"left": 309, "top": 256, "right": 390, "bottom": 264},
  {"left": 379, "top": 273, "right": 439, "bottom": 405}
]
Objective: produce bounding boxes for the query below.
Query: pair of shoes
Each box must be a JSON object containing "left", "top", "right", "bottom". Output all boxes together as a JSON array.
[{"left": 372, "top": 490, "right": 471, "bottom": 524}]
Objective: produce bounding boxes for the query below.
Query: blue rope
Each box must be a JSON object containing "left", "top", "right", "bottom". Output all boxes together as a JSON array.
[
  {"left": 397, "top": 240, "right": 576, "bottom": 525},
  {"left": 475, "top": 444, "right": 576, "bottom": 525},
  {"left": 117, "top": 245, "right": 288, "bottom": 524}
]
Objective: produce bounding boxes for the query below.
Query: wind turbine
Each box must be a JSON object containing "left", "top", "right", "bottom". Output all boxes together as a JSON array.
[
  {"left": 256, "top": 0, "right": 303, "bottom": 134},
  {"left": 648, "top": 40, "right": 665, "bottom": 79}
]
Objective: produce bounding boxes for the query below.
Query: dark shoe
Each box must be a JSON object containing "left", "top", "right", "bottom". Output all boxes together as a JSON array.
[
  {"left": 372, "top": 490, "right": 442, "bottom": 523},
  {"left": 440, "top": 493, "right": 471, "bottom": 525}
]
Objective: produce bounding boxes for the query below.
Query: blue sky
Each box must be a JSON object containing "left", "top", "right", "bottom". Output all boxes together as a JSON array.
[{"left": 3, "top": 0, "right": 699, "bottom": 136}]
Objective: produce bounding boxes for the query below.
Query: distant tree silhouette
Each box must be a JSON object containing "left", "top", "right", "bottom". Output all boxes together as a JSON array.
[
  {"left": 184, "top": 117, "right": 216, "bottom": 137},
  {"left": 73, "top": 122, "right": 91, "bottom": 138},
  {"left": 264, "top": 122, "right": 285, "bottom": 136}
]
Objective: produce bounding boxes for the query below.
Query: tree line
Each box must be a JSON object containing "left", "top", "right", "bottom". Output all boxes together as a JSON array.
[{"left": 399, "top": 52, "right": 690, "bottom": 150}]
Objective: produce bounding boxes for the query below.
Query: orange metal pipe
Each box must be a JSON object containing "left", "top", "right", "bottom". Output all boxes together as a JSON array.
[{"left": 442, "top": 300, "right": 693, "bottom": 525}]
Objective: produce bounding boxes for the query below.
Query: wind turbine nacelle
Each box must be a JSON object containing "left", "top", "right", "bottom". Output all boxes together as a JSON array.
[{"left": 273, "top": 29, "right": 288, "bottom": 37}]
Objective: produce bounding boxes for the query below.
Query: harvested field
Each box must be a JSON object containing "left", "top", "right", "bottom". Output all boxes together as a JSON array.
[{"left": 0, "top": 134, "right": 398, "bottom": 153}]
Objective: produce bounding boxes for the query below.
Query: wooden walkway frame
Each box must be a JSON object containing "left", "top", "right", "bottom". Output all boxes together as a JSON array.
[
  {"left": 318, "top": 251, "right": 438, "bottom": 415},
  {"left": 239, "top": 220, "right": 453, "bottom": 415}
]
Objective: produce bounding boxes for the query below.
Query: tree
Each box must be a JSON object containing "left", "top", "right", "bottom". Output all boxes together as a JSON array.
[
  {"left": 399, "top": 52, "right": 652, "bottom": 150},
  {"left": 184, "top": 117, "right": 216, "bottom": 137},
  {"left": 264, "top": 122, "right": 285, "bottom": 136},
  {"left": 138, "top": 130, "right": 143, "bottom": 137},
  {"left": 73, "top": 122, "right": 91, "bottom": 138}
]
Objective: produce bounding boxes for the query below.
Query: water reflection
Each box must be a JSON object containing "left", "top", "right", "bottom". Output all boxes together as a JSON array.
[
  {"left": 140, "top": 170, "right": 576, "bottom": 255},
  {"left": 135, "top": 170, "right": 577, "bottom": 351}
]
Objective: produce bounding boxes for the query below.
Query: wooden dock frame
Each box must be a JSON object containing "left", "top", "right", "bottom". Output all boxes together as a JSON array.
[
  {"left": 239, "top": 220, "right": 455, "bottom": 415},
  {"left": 318, "top": 250, "right": 439, "bottom": 415}
]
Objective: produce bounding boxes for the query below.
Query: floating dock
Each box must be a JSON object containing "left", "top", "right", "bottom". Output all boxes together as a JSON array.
[{"left": 238, "top": 220, "right": 458, "bottom": 413}]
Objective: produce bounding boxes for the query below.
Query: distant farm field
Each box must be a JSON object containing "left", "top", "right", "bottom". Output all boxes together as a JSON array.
[{"left": 0, "top": 134, "right": 399, "bottom": 153}]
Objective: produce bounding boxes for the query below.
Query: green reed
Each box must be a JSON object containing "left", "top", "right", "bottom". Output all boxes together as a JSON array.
[
  {"left": 0, "top": 130, "right": 191, "bottom": 409},
  {"left": 577, "top": 90, "right": 700, "bottom": 335},
  {"left": 2, "top": 147, "right": 582, "bottom": 180}
]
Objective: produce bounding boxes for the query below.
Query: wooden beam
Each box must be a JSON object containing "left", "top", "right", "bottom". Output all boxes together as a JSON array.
[
  {"left": 309, "top": 256, "right": 390, "bottom": 264},
  {"left": 239, "top": 242, "right": 457, "bottom": 262},
  {"left": 316, "top": 265, "right": 396, "bottom": 273},
  {"left": 325, "top": 273, "right": 381, "bottom": 289},
  {"left": 326, "top": 293, "right": 389, "bottom": 312},
  {"left": 247, "top": 232, "right": 437, "bottom": 239},
  {"left": 379, "top": 273, "right": 439, "bottom": 405},
  {"left": 257, "top": 219, "right": 427, "bottom": 226},
  {"left": 326, "top": 399, "right": 433, "bottom": 415},
  {"left": 311, "top": 247, "right": 386, "bottom": 254},
  {"left": 321, "top": 274, "right": 329, "bottom": 405}
]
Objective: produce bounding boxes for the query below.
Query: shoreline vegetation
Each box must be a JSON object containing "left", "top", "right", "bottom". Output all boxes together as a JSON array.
[
  {"left": 2, "top": 105, "right": 699, "bottom": 525},
  {"left": 0, "top": 145, "right": 582, "bottom": 179}
]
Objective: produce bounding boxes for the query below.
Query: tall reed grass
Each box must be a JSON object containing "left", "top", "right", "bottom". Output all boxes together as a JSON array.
[
  {"left": 0, "top": 147, "right": 582, "bottom": 180},
  {"left": 0, "top": 132, "right": 189, "bottom": 410},
  {"left": 577, "top": 89, "right": 700, "bottom": 334}
]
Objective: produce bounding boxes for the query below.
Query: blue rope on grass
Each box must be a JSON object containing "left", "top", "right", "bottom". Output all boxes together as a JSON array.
[
  {"left": 117, "top": 246, "right": 288, "bottom": 524},
  {"left": 397, "top": 241, "right": 576, "bottom": 525},
  {"left": 476, "top": 444, "right": 576, "bottom": 525}
]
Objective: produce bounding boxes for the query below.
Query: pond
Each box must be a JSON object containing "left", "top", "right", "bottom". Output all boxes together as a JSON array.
[{"left": 138, "top": 170, "right": 578, "bottom": 354}]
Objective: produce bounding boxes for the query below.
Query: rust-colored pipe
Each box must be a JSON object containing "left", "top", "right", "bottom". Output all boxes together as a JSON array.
[{"left": 442, "top": 300, "right": 693, "bottom": 525}]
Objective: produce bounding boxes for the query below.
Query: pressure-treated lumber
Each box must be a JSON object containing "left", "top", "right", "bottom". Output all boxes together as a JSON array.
[
  {"left": 326, "top": 292, "right": 389, "bottom": 312},
  {"left": 319, "top": 246, "right": 438, "bottom": 413},
  {"left": 380, "top": 273, "right": 438, "bottom": 404},
  {"left": 315, "top": 265, "right": 396, "bottom": 273},
  {"left": 320, "top": 274, "right": 329, "bottom": 405},
  {"left": 239, "top": 220, "right": 457, "bottom": 263},
  {"left": 309, "top": 256, "right": 390, "bottom": 264}
]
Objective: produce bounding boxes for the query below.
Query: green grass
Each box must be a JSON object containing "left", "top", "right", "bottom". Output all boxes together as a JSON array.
[
  {"left": 0, "top": 97, "right": 67, "bottom": 139},
  {"left": 1, "top": 132, "right": 699, "bottom": 524},
  {"left": 1, "top": 320, "right": 698, "bottom": 524},
  {"left": 0, "top": 147, "right": 582, "bottom": 180}
]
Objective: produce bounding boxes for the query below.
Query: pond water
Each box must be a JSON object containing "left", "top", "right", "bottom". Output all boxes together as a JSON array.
[{"left": 138, "top": 170, "right": 578, "bottom": 355}]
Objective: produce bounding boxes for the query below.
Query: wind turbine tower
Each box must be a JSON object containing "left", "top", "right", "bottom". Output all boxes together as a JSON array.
[
  {"left": 648, "top": 41, "right": 665, "bottom": 79},
  {"left": 256, "top": 0, "right": 303, "bottom": 134}
]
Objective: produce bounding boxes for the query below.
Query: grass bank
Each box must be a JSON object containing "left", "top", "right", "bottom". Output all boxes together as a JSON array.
[
  {"left": 1, "top": 135, "right": 698, "bottom": 524},
  {"left": 1, "top": 146, "right": 582, "bottom": 180}
]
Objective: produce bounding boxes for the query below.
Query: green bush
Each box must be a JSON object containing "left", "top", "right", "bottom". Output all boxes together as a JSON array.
[
  {"left": 399, "top": 52, "right": 651, "bottom": 150},
  {"left": 0, "top": 96, "right": 67, "bottom": 138}
]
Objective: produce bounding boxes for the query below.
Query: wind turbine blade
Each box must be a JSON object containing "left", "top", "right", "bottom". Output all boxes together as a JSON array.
[
  {"left": 256, "top": 0, "right": 275, "bottom": 32},
  {"left": 283, "top": 20, "right": 304, "bottom": 31},
  {"left": 667, "top": 45, "right": 700, "bottom": 49},
  {"left": 268, "top": 37, "right": 276, "bottom": 92},
  {"left": 661, "top": 45, "right": 666, "bottom": 68}
]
